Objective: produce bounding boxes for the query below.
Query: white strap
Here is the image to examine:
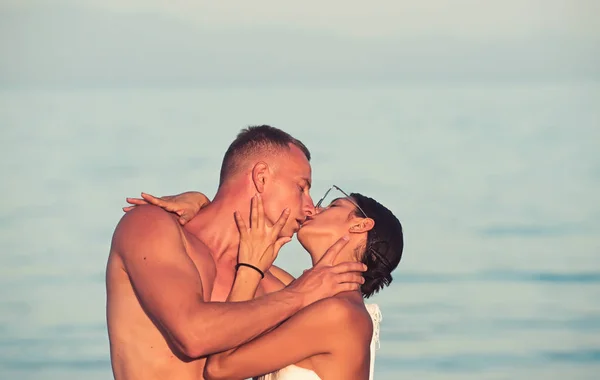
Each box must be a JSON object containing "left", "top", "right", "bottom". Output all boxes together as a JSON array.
[{"left": 365, "top": 304, "right": 382, "bottom": 380}]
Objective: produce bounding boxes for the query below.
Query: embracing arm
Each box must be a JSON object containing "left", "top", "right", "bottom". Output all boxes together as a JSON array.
[
  {"left": 204, "top": 234, "right": 362, "bottom": 380},
  {"left": 199, "top": 192, "right": 369, "bottom": 379},
  {"left": 204, "top": 296, "right": 355, "bottom": 380},
  {"left": 269, "top": 265, "right": 295, "bottom": 286},
  {"left": 123, "top": 191, "right": 211, "bottom": 225},
  {"left": 112, "top": 205, "right": 304, "bottom": 359}
]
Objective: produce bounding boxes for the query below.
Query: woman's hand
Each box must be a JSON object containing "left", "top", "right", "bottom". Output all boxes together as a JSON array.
[
  {"left": 123, "top": 191, "right": 211, "bottom": 225},
  {"left": 234, "top": 193, "right": 291, "bottom": 274}
]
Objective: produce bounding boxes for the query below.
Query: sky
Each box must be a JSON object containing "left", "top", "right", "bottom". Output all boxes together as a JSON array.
[{"left": 1, "top": 0, "right": 598, "bottom": 86}]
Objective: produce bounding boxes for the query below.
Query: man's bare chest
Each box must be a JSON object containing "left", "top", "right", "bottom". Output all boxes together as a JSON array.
[{"left": 183, "top": 236, "right": 275, "bottom": 302}]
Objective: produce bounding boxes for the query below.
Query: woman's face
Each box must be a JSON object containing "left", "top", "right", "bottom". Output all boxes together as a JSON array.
[{"left": 297, "top": 197, "right": 363, "bottom": 261}]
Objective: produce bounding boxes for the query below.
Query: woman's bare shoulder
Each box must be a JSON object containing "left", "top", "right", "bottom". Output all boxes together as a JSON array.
[{"left": 303, "top": 296, "right": 373, "bottom": 343}]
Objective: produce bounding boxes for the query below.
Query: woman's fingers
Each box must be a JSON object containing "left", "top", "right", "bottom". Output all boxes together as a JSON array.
[
  {"left": 125, "top": 198, "right": 148, "bottom": 206},
  {"left": 234, "top": 211, "right": 249, "bottom": 239},
  {"left": 257, "top": 193, "right": 265, "bottom": 230},
  {"left": 250, "top": 194, "right": 259, "bottom": 229},
  {"left": 141, "top": 192, "right": 170, "bottom": 209},
  {"left": 273, "top": 236, "right": 292, "bottom": 255},
  {"left": 271, "top": 208, "right": 290, "bottom": 237}
]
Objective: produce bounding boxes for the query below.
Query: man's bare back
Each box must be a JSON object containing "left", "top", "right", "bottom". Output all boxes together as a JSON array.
[
  {"left": 107, "top": 206, "right": 213, "bottom": 380},
  {"left": 107, "top": 205, "right": 290, "bottom": 380}
]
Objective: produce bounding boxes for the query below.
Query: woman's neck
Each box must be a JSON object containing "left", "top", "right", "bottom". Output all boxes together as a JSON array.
[{"left": 310, "top": 240, "right": 361, "bottom": 267}]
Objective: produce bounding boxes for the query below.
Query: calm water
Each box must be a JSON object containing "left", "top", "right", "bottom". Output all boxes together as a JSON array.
[{"left": 0, "top": 83, "right": 599, "bottom": 379}]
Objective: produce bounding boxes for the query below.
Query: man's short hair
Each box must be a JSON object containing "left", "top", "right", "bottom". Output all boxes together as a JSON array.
[{"left": 219, "top": 125, "right": 311, "bottom": 186}]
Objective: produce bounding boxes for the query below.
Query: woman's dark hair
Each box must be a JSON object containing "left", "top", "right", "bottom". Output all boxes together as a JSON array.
[{"left": 350, "top": 193, "right": 404, "bottom": 298}]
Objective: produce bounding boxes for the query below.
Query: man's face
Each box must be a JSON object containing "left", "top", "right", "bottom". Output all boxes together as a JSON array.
[{"left": 262, "top": 144, "right": 315, "bottom": 237}]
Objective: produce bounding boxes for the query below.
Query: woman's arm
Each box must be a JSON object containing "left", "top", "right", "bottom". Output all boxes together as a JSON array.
[
  {"left": 123, "top": 191, "right": 210, "bottom": 225},
  {"left": 269, "top": 265, "right": 296, "bottom": 286}
]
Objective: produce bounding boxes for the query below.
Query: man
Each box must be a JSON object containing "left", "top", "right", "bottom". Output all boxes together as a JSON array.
[{"left": 106, "top": 125, "right": 366, "bottom": 380}]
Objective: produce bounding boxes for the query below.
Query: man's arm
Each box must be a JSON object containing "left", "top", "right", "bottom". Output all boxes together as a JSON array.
[
  {"left": 113, "top": 205, "right": 365, "bottom": 359},
  {"left": 203, "top": 236, "right": 368, "bottom": 380},
  {"left": 113, "top": 205, "right": 304, "bottom": 359},
  {"left": 204, "top": 297, "right": 364, "bottom": 380}
]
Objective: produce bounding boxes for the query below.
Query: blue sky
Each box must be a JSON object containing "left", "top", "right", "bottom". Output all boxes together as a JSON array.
[{"left": 1, "top": 0, "right": 598, "bottom": 86}]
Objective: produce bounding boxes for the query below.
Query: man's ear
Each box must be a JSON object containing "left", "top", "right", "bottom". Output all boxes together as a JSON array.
[
  {"left": 349, "top": 218, "right": 375, "bottom": 234},
  {"left": 251, "top": 161, "right": 269, "bottom": 193}
]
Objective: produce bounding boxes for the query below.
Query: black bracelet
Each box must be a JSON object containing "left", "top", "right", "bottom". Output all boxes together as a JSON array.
[{"left": 235, "top": 263, "right": 265, "bottom": 279}]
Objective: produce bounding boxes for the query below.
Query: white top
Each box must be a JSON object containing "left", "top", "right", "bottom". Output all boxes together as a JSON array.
[
  {"left": 258, "top": 364, "right": 321, "bottom": 380},
  {"left": 257, "top": 303, "right": 382, "bottom": 380}
]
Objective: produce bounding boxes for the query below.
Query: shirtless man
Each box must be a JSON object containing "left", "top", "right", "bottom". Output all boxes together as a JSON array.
[{"left": 106, "top": 125, "right": 366, "bottom": 380}]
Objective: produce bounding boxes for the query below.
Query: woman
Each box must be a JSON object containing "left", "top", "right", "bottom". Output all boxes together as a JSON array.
[{"left": 125, "top": 186, "right": 403, "bottom": 379}]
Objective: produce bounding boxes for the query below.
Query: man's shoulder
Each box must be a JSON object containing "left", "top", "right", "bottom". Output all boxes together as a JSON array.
[
  {"left": 119, "top": 204, "right": 179, "bottom": 227},
  {"left": 112, "top": 205, "right": 183, "bottom": 252}
]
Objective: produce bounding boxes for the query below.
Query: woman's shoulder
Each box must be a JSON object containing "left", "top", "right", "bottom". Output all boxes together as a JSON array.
[{"left": 304, "top": 296, "right": 373, "bottom": 342}]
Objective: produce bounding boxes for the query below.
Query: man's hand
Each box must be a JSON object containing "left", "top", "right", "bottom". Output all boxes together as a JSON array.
[
  {"left": 286, "top": 236, "right": 367, "bottom": 308},
  {"left": 234, "top": 193, "right": 291, "bottom": 273},
  {"left": 123, "top": 191, "right": 210, "bottom": 225}
]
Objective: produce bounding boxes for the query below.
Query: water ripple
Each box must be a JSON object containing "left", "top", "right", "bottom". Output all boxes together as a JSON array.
[
  {"left": 396, "top": 271, "right": 600, "bottom": 284},
  {"left": 376, "top": 349, "right": 600, "bottom": 371},
  {"left": 0, "top": 359, "right": 109, "bottom": 370},
  {"left": 478, "top": 224, "right": 587, "bottom": 237}
]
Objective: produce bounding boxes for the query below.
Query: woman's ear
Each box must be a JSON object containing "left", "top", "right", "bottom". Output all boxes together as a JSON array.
[
  {"left": 349, "top": 218, "right": 375, "bottom": 234},
  {"left": 251, "top": 161, "right": 269, "bottom": 193}
]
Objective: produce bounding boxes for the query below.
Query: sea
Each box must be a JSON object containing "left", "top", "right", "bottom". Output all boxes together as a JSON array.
[{"left": 0, "top": 82, "right": 598, "bottom": 379}]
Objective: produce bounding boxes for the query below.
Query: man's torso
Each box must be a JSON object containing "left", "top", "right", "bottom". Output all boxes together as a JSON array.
[{"left": 106, "top": 216, "right": 281, "bottom": 380}]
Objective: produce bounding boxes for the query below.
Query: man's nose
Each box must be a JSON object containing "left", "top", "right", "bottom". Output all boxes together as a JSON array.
[
  {"left": 304, "top": 198, "right": 316, "bottom": 216},
  {"left": 304, "top": 206, "right": 316, "bottom": 217}
]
